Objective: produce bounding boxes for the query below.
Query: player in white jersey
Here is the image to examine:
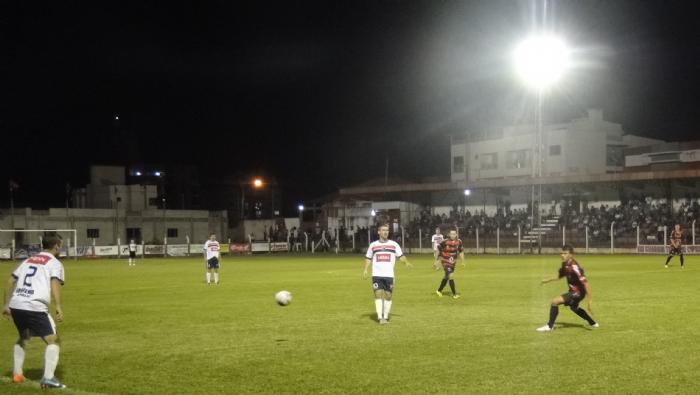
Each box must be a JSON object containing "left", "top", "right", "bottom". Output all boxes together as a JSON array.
[
  {"left": 128, "top": 239, "right": 137, "bottom": 266},
  {"left": 2, "top": 234, "right": 66, "bottom": 389},
  {"left": 363, "top": 224, "right": 412, "bottom": 324},
  {"left": 431, "top": 227, "right": 444, "bottom": 269},
  {"left": 203, "top": 233, "right": 221, "bottom": 285}
]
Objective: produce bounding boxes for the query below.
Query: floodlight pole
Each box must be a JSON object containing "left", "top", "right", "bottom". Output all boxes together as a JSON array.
[{"left": 537, "top": 89, "right": 543, "bottom": 254}]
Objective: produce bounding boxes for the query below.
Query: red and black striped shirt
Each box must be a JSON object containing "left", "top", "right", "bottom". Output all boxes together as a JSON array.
[{"left": 437, "top": 238, "right": 463, "bottom": 268}]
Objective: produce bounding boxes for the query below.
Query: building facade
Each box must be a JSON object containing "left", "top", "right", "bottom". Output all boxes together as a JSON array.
[{"left": 451, "top": 109, "right": 662, "bottom": 183}]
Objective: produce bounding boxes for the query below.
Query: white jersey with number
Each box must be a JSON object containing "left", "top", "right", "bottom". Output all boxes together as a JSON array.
[
  {"left": 203, "top": 240, "right": 220, "bottom": 260},
  {"left": 9, "top": 252, "right": 65, "bottom": 313},
  {"left": 365, "top": 239, "right": 403, "bottom": 278},
  {"left": 431, "top": 234, "right": 444, "bottom": 250}
]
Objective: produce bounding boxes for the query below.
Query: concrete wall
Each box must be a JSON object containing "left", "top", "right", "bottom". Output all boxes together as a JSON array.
[{"left": 0, "top": 207, "right": 227, "bottom": 246}]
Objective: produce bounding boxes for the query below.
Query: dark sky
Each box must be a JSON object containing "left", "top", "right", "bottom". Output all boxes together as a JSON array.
[{"left": 2, "top": 1, "right": 699, "bottom": 211}]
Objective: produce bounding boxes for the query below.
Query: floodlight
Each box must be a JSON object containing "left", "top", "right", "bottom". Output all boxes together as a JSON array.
[
  {"left": 514, "top": 34, "right": 570, "bottom": 90},
  {"left": 464, "top": 189, "right": 471, "bottom": 196}
]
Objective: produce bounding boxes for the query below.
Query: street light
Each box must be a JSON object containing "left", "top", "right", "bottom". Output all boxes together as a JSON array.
[
  {"left": 241, "top": 178, "right": 264, "bottom": 220},
  {"left": 513, "top": 33, "right": 570, "bottom": 252}
]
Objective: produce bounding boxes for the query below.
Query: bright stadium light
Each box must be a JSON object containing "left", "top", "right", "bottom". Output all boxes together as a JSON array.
[
  {"left": 370, "top": 209, "right": 376, "bottom": 217},
  {"left": 253, "top": 178, "right": 263, "bottom": 188},
  {"left": 135, "top": 171, "right": 142, "bottom": 176},
  {"left": 154, "top": 171, "right": 162, "bottom": 177},
  {"left": 464, "top": 189, "right": 471, "bottom": 196},
  {"left": 298, "top": 204, "right": 304, "bottom": 212},
  {"left": 513, "top": 34, "right": 570, "bottom": 91}
]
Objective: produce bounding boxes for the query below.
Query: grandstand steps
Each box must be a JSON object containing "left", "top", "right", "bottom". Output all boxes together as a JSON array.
[{"left": 520, "top": 216, "right": 560, "bottom": 244}]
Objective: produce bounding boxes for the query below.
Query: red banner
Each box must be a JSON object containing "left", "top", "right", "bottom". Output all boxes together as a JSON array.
[{"left": 229, "top": 243, "right": 251, "bottom": 253}]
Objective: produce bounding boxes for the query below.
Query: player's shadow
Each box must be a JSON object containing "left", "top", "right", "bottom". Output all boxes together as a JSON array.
[
  {"left": 360, "top": 313, "right": 401, "bottom": 322},
  {"left": 555, "top": 322, "right": 588, "bottom": 330}
]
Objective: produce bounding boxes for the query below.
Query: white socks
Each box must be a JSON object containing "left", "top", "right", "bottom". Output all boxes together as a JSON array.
[
  {"left": 374, "top": 299, "right": 393, "bottom": 320},
  {"left": 44, "top": 344, "right": 60, "bottom": 379},
  {"left": 13, "top": 344, "right": 25, "bottom": 375},
  {"left": 214, "top": 273, "right": 219, "bottom": 284},
  {"left": 206, "top": 273, "right": 211, "bottom": 283}
]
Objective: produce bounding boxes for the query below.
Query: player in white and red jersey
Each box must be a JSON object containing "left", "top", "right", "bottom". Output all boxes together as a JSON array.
[
  {"left": 363, "top": 224, "right": 412, "bottom": 324},
  {"left": 431, "top": 227, "right": 444, "bottom": 269},
  {"left": 2, "top": 234, "right": 66, "bottom": 389},
  {"left": 203, "top": 233, "right": 222, "bottom": 285}
]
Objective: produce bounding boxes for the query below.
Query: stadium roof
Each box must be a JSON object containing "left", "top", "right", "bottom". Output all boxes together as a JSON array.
[{"left": 339, "top": 169, "right": 700, "bottom": 197}]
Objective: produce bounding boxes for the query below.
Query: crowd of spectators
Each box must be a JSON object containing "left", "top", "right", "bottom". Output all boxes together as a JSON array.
[
  {"left": 558, "top": 197, "right": 700, "bottom": 243},
  {"left": 255, "top": 197, "right": 700, "bottom": 250}
]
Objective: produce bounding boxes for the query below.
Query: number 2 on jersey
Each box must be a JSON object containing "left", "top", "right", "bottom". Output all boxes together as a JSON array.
[{"left": 23, "top": 266, "right": 38, "bottom": 287}]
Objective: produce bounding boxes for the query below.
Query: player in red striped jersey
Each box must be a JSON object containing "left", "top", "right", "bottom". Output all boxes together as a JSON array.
[
  {"left": 537, "top": 245, "right": 598, "bottom": 332},
  {"left": 434, "top": 229, "right": 465, "bottom": 299},
  {"left": 664, "top": 224, "right": 685, "bottom": 269}
]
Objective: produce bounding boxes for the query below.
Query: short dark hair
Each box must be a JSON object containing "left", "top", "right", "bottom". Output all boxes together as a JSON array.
[
  {"left": 378, "top": 224, "right": 390, "bottom": 230},
  {"left": 561, "top": 244, "right": 574, "bottom": 254},
  {"left": 42, "top": 233, "right": 63, "bottom": 250}
]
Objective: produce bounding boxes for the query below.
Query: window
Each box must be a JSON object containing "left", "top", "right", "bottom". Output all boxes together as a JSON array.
[
  {"left": 126, "top": 228, "right": 142, "bottom": 242},
  {"left": 506, "top": 150, "right": 531, "bottom": 169},
  {"left": 606, "top": 145, "right": 624, "bottom": 166},
  {"left": 480, "top": 153, "right": 498, "bottom": 170},
  {"left": 167, "top": 228, "right": 178, "bottom": 238},
  {"left": 549, "top": 145, "right": 561, "bottom": 156},
  {"left": 87, "top": 229, "right": 99, "bottom": 238},
  {"left": 452, "top": 156, "right": 465, "bottom": 173}
]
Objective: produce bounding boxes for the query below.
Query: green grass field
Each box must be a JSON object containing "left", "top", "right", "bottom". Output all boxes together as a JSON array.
[{"left": 0, "top": 253, "right": 698, "bottom": 394}]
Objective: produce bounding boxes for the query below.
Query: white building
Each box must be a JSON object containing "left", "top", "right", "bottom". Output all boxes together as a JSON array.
[
  {"left": 72, "top": 165, "right": 160, "bottom": 210},
  {"left": 451, "top": 109, "right": 662, "bottom": 182},
  {"left": 0, "top": 207, "right": 227, "bottom": 247}
]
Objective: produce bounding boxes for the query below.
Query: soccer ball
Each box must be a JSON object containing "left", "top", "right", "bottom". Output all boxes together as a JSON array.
[{"left": 275, "top": 290, "right": 292, "bottom": 306}]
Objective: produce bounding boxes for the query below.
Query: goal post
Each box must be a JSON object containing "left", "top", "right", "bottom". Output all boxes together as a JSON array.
[{"left": 0, "top": 229, "right": 78, "bottom": 260}]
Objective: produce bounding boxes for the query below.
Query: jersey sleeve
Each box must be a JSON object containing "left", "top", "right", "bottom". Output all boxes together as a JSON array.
[
  {"left": 11, "top": 264, "right": 21, "bottom": 280},
  {"left": 571, "top": 264, "right": 587, "bottom": 283},
  {"left": 458, "top": 239, "right": 464, "bottom": 253},
  {"left": 203, "top": 241, "right": 209, "bottom": 251},
  {"left": 437, "top": 240, "right": 445, "bottom": 253},
  {"left": 365, "top": 245, "right": 373, "bottom": 260},
  {"left": 49, "top": 262, "right": 65, "bottom": 285},
  {"left": 394, "top": 242, "right": 404, "bottom": 258}
]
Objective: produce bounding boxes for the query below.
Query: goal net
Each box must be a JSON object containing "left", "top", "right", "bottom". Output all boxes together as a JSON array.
[{"left": 0, "top": 229, "right": 78, "bottom": 260}]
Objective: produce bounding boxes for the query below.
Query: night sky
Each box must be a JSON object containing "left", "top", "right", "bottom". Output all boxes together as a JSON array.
[{"left": 2, "top": 1, "right": 699, "bottom": 212}]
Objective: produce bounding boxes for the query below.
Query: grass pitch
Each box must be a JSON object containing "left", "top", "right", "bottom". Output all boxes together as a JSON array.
[{"left": 0, "top": 253, "right": 698, "bottom": 394}]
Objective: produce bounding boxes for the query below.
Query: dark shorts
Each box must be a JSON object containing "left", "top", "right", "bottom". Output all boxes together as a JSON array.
[
  {"left": 207, "top": 257, "right": 220, "bottom": 269},
  {"left": 561, "top": 292, "right": 584, "bottom": 308},
  {"left": 10, "top": 308, "right": 56, "bottom": 338},
  {"left": 669, "top": 246, "right": 682, "bottom": 255},
  {"left": 129, "top": 251, "right": 136, "bottom": 258},
  {"left": 443, "top": 265, "right": 455, "bottom": 276},
  {"left": 372, "top": 276, "right": 394, "bottom": 292}
]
